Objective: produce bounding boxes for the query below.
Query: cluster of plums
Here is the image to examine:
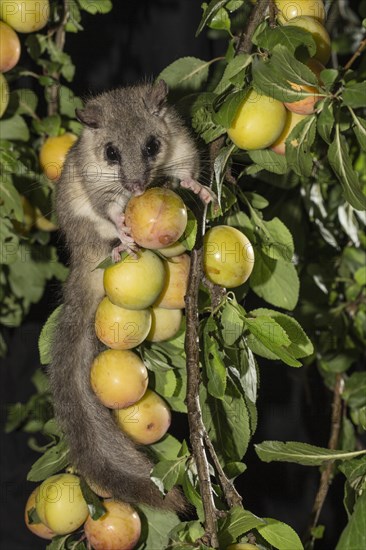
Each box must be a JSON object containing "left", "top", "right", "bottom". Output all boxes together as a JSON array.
[{"left": 228, "top": 0, "right": 330, "bottom": 155}]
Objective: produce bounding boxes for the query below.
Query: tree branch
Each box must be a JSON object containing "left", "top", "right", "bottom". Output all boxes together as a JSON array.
[
  {"left": 236, "top": 0, "right": 270, "bottom": 54},
  {"left": 185, "top": 244, "right": 219, "bottom": 548},
  {"left": 48, "top": 0, "right": 68, "bottom": 117},
  {"left": 343, "top": 38, "right": 366, "bottom": 72},
  {"left": 303, "top": 373, "right": 344, "bottom": 546},
  {"left": 203, "top": 430, "right": 242, "bottom": 508}
]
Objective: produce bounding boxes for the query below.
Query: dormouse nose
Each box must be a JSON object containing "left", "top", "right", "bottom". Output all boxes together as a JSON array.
[{"left": 124, "top": 179, "right": 146, "bottom": 195}]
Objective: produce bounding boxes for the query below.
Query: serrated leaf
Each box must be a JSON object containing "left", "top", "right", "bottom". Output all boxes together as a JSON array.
[
  {"left": 27, "top": 439, "right": 70, "bottom": 481},
  {"left": 248, "top": 149, "right": 288, "bottom": 175},
  {"left": 336, "top": 491, "right": 366, "bottom": 550},
  {"left": 158, "top": 57, "right": 210, "bottom": 95},
  {"left": 245, "top": 316, "right": 302, "bottom": 367},
  {"left": 328, "top": 126, "right": 366, "bottom": 211},
  {"left": 11, "top": 89, "right": 38, "bottom": 117},
  {"left": 252, "top": 46, "right": 320, "bottom": 104},
  {"left": 250, "top": 249, "right": 300, "bottom": 311},
  {"left": 5, "top": 403, "right": 28, "bottom": 433},
  {"left": 286, "top": 115, "right": 317, "bottom": 177},
  {"left": 250, "top": 308, "right": 313, "bottom": 359},
  {"left": 38, "top": 306, "right": 62, "bottom": 365},
  {"left": 80, "top": 478, "right": 106, "bottom": 520},
  {"left": 343, "top": 372, "right": 366, "bottom": 408},
  {"left": 255, "top": 441, "right": 366, "bottom": 466},
  {"left": 255, "top": 25, "right": 316, "bottom": 56},
  {"left": 257, "top": 517, "right": 303, "bottom": 550},
  {"left": 0, "top": 115, "right": 30, "bottom": 141},
  {"left": 218, "top": 506, "right": 265, "bottom": 547},
  {"left": 342, "top": 81, "right": 366, "bottom": 109},
  {"left": 196, "top": 0, "right": 227, "bottom": 36}
]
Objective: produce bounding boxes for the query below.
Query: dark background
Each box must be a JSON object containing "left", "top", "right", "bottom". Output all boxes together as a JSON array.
[{"left": 0, "top": 1, "right": 350, "bottom": 548}]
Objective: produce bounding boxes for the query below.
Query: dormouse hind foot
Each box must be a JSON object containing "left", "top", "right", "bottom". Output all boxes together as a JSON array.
[{"left": 180, "top": 178, "right": 217, "bottom": 205}]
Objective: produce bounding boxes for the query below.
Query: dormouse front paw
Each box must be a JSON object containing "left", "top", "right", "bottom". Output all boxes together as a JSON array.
[
  {"left": 111, "top": 214, "right": 137, "bottom": 262},
  {"left": 180, "top": 178, "right": 217, "bottom": 205}
]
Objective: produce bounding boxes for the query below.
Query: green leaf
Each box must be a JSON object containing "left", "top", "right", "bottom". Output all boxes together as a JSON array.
[
  {"left": 46, "top": 535, "right": 70, "bottom": 550},
  {"left": 339, "top": 456, "right": 366, "bottom": 490},
  {"left": 350, "top": 110, "right": 366, "bottom": 152},
  {"left": 33, "top": 115, "right": 61, "bottom": 136},
  {"left": 137, "top": 504, "right": 180, "bottom": 550},
  {"left": 257, "top": 517, "right": 303, "bottom": 550},
  {"left": 179, "top": 208, "right": 197, "bottom": 250},
  {"left": 248, "top": 149, "right": 288, "bottom": 175},
  {"left": 158, "top": 57, "right": 211, "bottom": 95},
  {"left": 213, "top": 144, "right": 235, "bottom": 204},
  {"left": 196, "top": 0, "right": 227, "bottom": 36},
  {"left": 355, "top": 266, "right": 366, "bottom": 286},
  {"left": 77, "top": 0, "right": 112, "bottom": 14},
  {"left": 213, "top": 89, "right": 248, "bottom": 129},
  {"left": 342, "top": 81, "right": 366, "bottom": 109},
  {"left": 10, "top": 89, "right": 38, "bottom": 117},
  {"left": 214, "top": 53, "right": 252, "bottom": 93},
  {"left": 0, "top": 178, "right": 22, "bottom": 220},
  {"left": 260, "top": 217, "right": 294, "bottom": 262},
  {"left": 218, "top": 506, "right": 265, "bottom": 547},
  {"left": 250, "top": 309, "right": 313, "bottom": 358},
  {"left": 5, "top": 403, "right": 28, "bottom": 433},
  {"left": 79, "top": 478, "right": 106, "bottom": 520},
  {"left": 249, "top": 249, "right": 300, "bottom": 311},
  {"left": 336, "top": 491, "right": 366, "bottom": 550},
  {"left": 343, "top": 373, "right": 366, "bottom": 408},
  {"left": 317, "top": 100, "right": 334, "bottom": 144},
  {"left": 27, "top": 439, "right": 70, "bottom": 481},
  {"left": 245, "top": 315, "right": 302, "bottom": 367},
  {"left": 38, "top": 306, "right": 62, "bottom": 365},
  {"left": 151, "top": 456, "right": 187, "bottom": 493},
  {"left": 203, "top": 317, "right": 227, "bottom": 399},
  {"left": 221, "top": 300, "right": 246, "bottom": 346},
  {"left": 255, "top": 441, "right": 366, "bottom": 466},
  {"left": 201, "top": 380, "right": 251, "bottom": 461},
  {"left": 208, "top": 7, "right": 231, "bottom": 32},
  {"left": 150, "top": 434, "right": 183, "bottom": 461},
  {"left": 59, "top": 86, "right": 83, "bottom": 118},
  {"left": 329, "top": 126, "right": 366, "bottom": 211},
  {"left": 286, "top": 115, "right": 317, "bottom": 177},
  {"left": 0, "top": 115, "right": 30, "bottom": 141},
  {"left": 255, "top": 25, "right": 317, "bottom": 56},
  {"left": 252, "top": 46, "right": 320, "bottom": 104}
]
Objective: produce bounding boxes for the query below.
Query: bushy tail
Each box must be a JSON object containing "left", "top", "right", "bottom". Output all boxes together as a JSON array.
[{"left": 49, "top": 298, "right": 185, "bottom": 512}]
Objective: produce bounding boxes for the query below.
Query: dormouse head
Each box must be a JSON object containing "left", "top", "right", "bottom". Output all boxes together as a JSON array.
[{"left": 75, "top": 81, "right": 179, "bottom": 196}]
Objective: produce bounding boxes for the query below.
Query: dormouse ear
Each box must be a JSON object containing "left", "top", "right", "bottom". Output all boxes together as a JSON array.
[
  {"left": 145, "top": 80, "right": 169, "bottom": 116},
  {"left": 75, "top": 104, "right": 102, "bottom": 128}
]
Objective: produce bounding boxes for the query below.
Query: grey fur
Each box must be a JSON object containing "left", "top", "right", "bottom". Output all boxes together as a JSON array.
[{"left": 49, "top": 82, "right": 199, "bottom": 510}]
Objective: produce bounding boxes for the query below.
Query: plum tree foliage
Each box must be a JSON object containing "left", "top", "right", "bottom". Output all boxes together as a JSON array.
[{"left": 3, "top": 1, "right": 366, "bottom": 549}]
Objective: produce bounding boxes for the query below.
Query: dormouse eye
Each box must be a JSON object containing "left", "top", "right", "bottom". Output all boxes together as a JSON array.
[
  {"left": 145, "top": 136, "right": 161, "bottom": 158},
  {"left": 105, "top": 143, "right": 121, "bottom": 164}
]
